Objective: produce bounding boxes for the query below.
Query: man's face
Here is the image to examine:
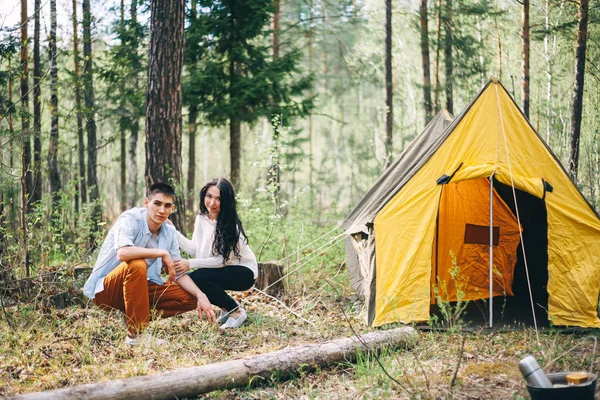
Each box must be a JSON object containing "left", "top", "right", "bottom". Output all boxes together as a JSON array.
[{"left": 144, "top": 192, "right": 175, "bottom": 228}]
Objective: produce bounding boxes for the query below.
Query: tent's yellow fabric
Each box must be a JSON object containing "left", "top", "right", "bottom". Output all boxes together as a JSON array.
[
  {"left": 431, "top": 178, "right": 521, "bottom": 304},
  {"left": 373, "top": 82, "right": 600, "bottom": 327}
]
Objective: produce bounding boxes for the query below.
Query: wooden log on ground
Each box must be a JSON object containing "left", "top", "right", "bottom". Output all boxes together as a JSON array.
[
  {"left": 255, "top": 261, "right": 285, "bottom": 296},
  {"left": 9, "top": 326, "right": 417, "bottom": 400}
]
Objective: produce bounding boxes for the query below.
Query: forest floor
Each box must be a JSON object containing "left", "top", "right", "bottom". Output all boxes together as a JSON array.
[{"left": 2, "top": 285, "right": 600, "bottom": 399}]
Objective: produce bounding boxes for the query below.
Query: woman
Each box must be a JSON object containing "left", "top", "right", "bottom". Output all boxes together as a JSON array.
[{"left": 173, "top": 178, "right": 258, "bottom": 329}]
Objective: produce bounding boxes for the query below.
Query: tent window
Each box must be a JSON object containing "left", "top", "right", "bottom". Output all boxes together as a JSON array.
[{"left": 464, "top": 224, "right": 499, "bottom": 246}]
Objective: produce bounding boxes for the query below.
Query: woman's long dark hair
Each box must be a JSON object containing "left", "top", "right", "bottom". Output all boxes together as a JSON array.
[{"left": 198, "top": 178, "right": 247, "bottom": 262}]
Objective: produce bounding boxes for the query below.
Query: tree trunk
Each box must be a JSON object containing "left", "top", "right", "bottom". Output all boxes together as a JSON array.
[
  {"left": 443, "top": 0, "right": 453, "bottom": 115},
  {"left": 476, "top": 16, "right": 486, "bottom": 87},
  {"left": 20, "top": 0, "right": 31, "bottom": 277},
  {"left": 128, "top": 0, "right": 140, "bottom": 208},
  {"left": 255, "top": 262, "right": 285, "bottom": 296},
  {"left": 32, "top": 0, "right": 42, "bottom": 205},
  {"left": 187, "top": 105, "right": 198, "bottom": 213},
  {"left": 495, "top": 15, "right": 502, "bottom": 80},
  {"left": 119, "top": 0, "right": 127, "bottom": 212},
  {"left": 229, "top": 118, "right": 241, "bottom": 189},
  {"left": 308, "top": 0, "right": 314, "bottom": 202},
  {"left": 186, "top": 0, "right": 198, "bottom": 215},
  {"left": 384, "top": 0, "right": 393, "bottom": 170},
  {"left": 145, "top": 0, "right": 186, "bottom": 233},
  {"left": 8, "top": 59, "right": 15, "bottom": 169},
  {"left": 10, "top": 327, "right": 417, "bottom": 400},
  {"left": 433, "top": 0, "right": 442, "bottom": 112},
  {"left": 48, "top": 0, "right": 61, "bottom": 204},
  {"left": 567, "top": 0, "right": 589, "bottom": 180},
  {"left": 419, "top": 0, "right": 432, "bottom": 125},
  {"left": 82, "top": 0, "right": 101, "bottom": 226},
  {"left": 72, "top": 0, "right": 86, "bottom": 213},
  {"left": 273, "top": 0, "right": 280, "bottom": 59},
  {"left": 521, "top": 0, "right": 530, "bottom": 118}
]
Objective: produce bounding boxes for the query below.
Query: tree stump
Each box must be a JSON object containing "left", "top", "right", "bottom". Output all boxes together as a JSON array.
[{"left": 255, "top": 262, "right": 285, "bottom": 297}]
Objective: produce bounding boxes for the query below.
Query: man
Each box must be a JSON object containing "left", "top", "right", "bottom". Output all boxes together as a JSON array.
[{"left": 83, "top": 183, "right": 216, "bottom": 345}]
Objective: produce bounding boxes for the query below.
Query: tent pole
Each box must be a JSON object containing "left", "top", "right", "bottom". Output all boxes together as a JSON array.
[{"left": 489, "top": 174, "right": 495, "bottom": 328}]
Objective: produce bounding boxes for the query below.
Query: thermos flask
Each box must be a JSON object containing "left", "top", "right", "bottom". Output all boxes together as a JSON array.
[{"left": 518, "top": 355, "right": 553, "bottom": 388}]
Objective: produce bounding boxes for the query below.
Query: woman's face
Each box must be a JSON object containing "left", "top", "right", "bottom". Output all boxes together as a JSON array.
[{"left": 204, "top": 185, "right": 221, "bottom": 219}]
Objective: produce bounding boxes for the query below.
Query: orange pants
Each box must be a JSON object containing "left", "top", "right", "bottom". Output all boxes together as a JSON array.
[{"left": 93, "top": 259, "right": 197, "bottom": 336}]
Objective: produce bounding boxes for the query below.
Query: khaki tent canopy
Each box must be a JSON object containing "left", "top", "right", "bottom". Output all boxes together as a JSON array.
[{"left": 344, "top": 80, "right": 600, "bottom": 328}]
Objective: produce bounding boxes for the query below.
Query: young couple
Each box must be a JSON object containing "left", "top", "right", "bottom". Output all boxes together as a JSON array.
[{"left": 83, "top": 178, "right": 257, "bottom": 345}]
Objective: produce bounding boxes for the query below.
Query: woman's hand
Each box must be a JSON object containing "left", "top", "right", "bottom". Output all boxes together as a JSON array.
[{"left": 174, "top": 258, "right": 190, "bottom": 275}]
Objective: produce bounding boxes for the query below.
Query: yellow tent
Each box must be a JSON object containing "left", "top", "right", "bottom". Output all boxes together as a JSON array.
[{"left": 345, "top": 80, "right": 600, "bottom": 328}]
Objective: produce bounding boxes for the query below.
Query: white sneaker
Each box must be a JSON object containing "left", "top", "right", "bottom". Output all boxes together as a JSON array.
[
  {"left": 125, "top": 332, "right": 167, "bottom": 346},
  {"left": 219, "top": 308, "right": 247, "bottom": 329}
]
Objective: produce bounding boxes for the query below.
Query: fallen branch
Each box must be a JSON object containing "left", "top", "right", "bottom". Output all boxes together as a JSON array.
[{"left": 9, "top": 327, "right": 417, "bottom": 400}]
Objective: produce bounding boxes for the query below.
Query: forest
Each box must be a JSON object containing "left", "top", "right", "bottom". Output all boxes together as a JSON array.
[{"left": 1, "top": 0, "right": 600, "bottom": 398}]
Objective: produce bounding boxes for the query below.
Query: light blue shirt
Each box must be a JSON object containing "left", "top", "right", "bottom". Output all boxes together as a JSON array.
[{"left": 83, "top": 207, "right": 181, "bottom": 299}]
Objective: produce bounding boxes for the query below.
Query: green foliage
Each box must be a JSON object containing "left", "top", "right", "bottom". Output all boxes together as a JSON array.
[
  {"left": 431, "top": 251, "right": 469, "bottom": 332},
  {"left": 184, "top": 0, "right": 314, "bottom": 127}
]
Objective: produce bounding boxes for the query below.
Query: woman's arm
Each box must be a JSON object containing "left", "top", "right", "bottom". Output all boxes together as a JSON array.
[{"left": 176, "top": 230, "right": 196, "bottom": 257}]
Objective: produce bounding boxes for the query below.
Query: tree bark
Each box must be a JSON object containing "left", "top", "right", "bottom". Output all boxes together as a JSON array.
[
  {"left": 567, "top": 0, "right": 589, "bottom": 180},
  {"left": 521, "top": 0, "right": 530, "bottom": 118},
  {"left": 384, "top": 0, "right": 393, "bottom": 170},
  {"left": 145, "top": 0, "right": 186, "bottom": 233},
  {"left": 433, "top": 0, "right": 442, "bottom": 112},
  {"left": 119, "top": 0, "right": 127, "bottom": 212},
  {"left": 419, "top": 0, "right": 433, "bottom": 125},
  {"left": 20, "top": 0, "right": 31, "bottom": 276},
  {"left": 186, "top": 0, "right": 198, "bottom": 215},
  {"left": 128, "top": 0, "right": 140, "bottom": 208},
  {"left": 82, "top": 0, "right": 101, "bottom": 226},
  {"left": 229, "top": 118, "right": 241, "bottom": 189},
  {"left": 187, "top": 105, "right": 198, "bottom": 214},
  {"left": 72, "top": 0, "right": 87, "bottom": 213},
  {"left": 10, "top": 327, "right": 417, "bottom": 400},
  {"left": 48, "top": 0, "right": 62, "bottom": 204},
  {"left": 32, "top": 0, "right": 42, "bottom": 205},
  {"left": 443, "top": 0, "right": 453, "bottom": 115}
]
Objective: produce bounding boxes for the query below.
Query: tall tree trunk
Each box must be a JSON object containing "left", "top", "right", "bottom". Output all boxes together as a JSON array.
[
  {"left": 32, "top": 0, "right": 42, "bottom": 205},
  {"left": 273, "top": 0, "right": 280, "bottom": 59},
  {"left": 119, "top": 0, "right": 127, "bottom": 212},
  {"left": 187, "top": 105, "right": 198, "bottom": 213},
  {"left": 72, "top": 0, "right": 87, "bottom": 213},
  {"left": 443, "top": 0, "right": 453, "bottom": 115},
  {"left": 419, "top": 0, "right": 432, "bottom": 124},
  {"left": 20, "top": 0, "right": 31, "bottom": 278},
  {"left": 433, "top": 0, "right": 442, "bottom": 112},
  {"left": 186, "top": 0, "right": 198, "bottom": 214},
  {"left": 48, "top": 0, "right": 61, "bottom": 204},
  {"left": 476, "top": 16, "right": 486, "bottom": 87},
  {"left": 8, "top": 59, "right": 15, "bottom": 169},
  {"left": 495, "top": 15, "right": 502, "bottom": 80},
  {"left": 384, "top": 0, "right": 393, "bottom": 170},
  {"left": 308, "top": 0, "right": 314, "bottom": 200},
  {"left": 229, "top": 119, "right": 241, "bottom": 189},
  {"left": 567, "top": 0, "right": 589, "bottom": 180},
  {"left": 20, "top": 0, "right": 32, "bottom": 215},
  {"left": 83, "top": 0, "right": 101, "bottom": 227},
  {"left": 128, "top": 0, "right": 140, "bottom": 208},
  {"left": 145, "top": 0, "right": 186, "bottom": 233},
  {"left": 521, "top": 0, "right": 530, "bottom": 118}
]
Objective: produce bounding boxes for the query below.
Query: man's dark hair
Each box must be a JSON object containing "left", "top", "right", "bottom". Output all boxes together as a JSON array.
[{"left": 147, "top": 182, "right": 176, "bottom": 198}]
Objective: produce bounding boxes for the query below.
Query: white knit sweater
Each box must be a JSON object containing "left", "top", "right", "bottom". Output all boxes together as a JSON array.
[{"left": 176, "top": 214, "right": 258, "bottom": 278}]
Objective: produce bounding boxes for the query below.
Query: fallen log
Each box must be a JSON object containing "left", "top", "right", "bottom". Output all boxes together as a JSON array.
[{"left": 9, "top": 326, "right": 416, "bottom": 400}]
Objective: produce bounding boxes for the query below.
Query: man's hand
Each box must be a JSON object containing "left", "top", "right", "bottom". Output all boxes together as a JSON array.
[
  {"left": 173, "top": 258, "right": 190, "bottom": 275},
  {"left": 161, "top": 252, "right": 176, "bottom": 283},
  {"left": 196, "top": 291, "right": 216, "bottom": 324}
]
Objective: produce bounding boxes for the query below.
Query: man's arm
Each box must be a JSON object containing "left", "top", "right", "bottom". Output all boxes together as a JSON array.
[
  {"left": 176, "top": 274, "right": 216, "bottom": 324},
  {"left": 116, "top": 247, "right": 176, "bottom": 282}
]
